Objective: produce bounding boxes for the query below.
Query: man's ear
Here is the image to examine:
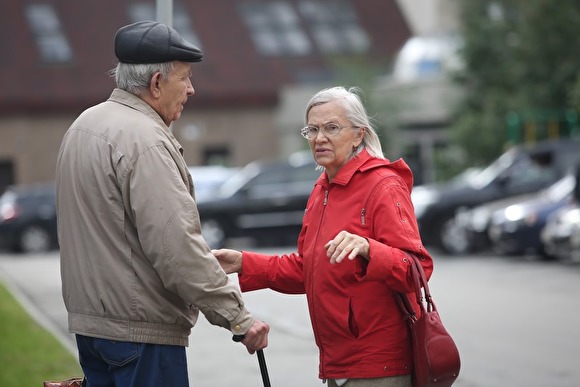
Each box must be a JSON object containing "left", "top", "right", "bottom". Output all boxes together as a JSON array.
[{"left": 149, "top": 72, "right": 162, "bottom": 97}]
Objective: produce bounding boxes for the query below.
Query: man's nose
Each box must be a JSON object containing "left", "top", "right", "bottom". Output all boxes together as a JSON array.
[{"left": 187, "top": 79, "right": 195, "bottom": 96}]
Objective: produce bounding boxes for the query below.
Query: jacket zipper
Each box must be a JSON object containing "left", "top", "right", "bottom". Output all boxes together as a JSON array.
[
  {"left": 311, "top": 187, "right": 329, "bottom": 376},
  {"left": 361, "top": 208, "right": 366, "bottom": 226}
]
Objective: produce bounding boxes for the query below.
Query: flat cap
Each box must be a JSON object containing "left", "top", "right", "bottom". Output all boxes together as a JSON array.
[{"left": 114, "top": 20, "right": 203, "bottom": 64}]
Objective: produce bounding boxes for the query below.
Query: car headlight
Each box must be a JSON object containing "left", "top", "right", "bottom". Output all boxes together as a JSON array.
[
  {"left": 562, "top": 208, "right": 580, "bottom": 224},
  {"left": 504, "top": 204, "right": 525, "bottom": 222},
  {"left": 500, "top": 204, "right": 535, "bottom": 231}
]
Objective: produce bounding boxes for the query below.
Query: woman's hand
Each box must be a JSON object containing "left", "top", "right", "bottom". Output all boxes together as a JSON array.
[
  {"left": 212, "top": 248, "right": 243, "bottom": 274},
  {"left": 324, "top": 230, "right": 370, "bottom": 264}
]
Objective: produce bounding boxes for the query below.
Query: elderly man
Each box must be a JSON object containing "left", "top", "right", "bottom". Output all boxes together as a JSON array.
[{"left": 55, "top": 21, "right": 269, "bottom": 387}]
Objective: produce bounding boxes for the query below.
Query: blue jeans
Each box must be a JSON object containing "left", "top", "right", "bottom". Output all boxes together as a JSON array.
[{"left": 76, "top": 334, "right": 189, "bottom": 387}]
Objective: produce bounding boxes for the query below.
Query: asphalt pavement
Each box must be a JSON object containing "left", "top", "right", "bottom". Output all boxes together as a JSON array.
[
  {"left": 1, "top": 249, "right": 580, "bottom": 387},
  {"left": 0, "top": 249, "right": 319, "bottom": 387}
]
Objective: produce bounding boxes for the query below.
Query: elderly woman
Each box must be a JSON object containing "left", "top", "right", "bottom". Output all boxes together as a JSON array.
[{"left": 214, "top": 86, "right": 433, "bottom": 387}]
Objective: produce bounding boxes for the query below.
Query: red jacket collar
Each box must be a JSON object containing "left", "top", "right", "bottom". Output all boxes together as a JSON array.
[{"left": 316, "top": 149, "right": 414, "bottom": 191}]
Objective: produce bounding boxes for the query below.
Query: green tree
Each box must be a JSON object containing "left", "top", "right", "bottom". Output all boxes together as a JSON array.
[
  {"left": 570, "top": 73, "right": 580, "bottom": 112},
  {"left": 450, "top": 0, "right": 580, "bottom": 166}
]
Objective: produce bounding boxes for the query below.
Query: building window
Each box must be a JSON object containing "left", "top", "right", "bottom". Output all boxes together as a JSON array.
[
  {"left": 239, "top": 2, "right": 312, "bottom": 57},
  {"left": 25, "top": 4, "right": 73, "bottom": 64},
  {"left": 298, "top": 0, "right": 370, "bottom": 55},
  {"left": 127, "top": 2, "right": 203, "bottom": 50}
]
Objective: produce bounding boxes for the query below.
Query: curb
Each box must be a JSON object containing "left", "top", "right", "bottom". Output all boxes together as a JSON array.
[{"left": 0, "top": 266, "right": 77, "bottom": 355}]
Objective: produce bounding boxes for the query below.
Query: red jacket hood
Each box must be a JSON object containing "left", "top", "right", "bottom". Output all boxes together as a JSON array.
[{"left": 317, "top": 149, "right": 414, "bottom": 193}]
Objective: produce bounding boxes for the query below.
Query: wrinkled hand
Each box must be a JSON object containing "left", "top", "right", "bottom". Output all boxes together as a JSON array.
[
  {"left": 324, "top": 230, "right": 370, "bottom": 264},
  {"left": 240, "top": 319, "right": 270, "bottom": 354},
  {"left": 212, "top": 249, "right": 243, "bottom": 274}
]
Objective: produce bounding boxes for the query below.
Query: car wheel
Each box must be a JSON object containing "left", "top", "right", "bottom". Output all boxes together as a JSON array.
[
  {"left": 18, "top": 225, "right": 52, "bottom": 254},
  {"left": 439, "top": 217, "right": 472, "bottom": 255},
  {"left": 537, "top": 245, "right": 557, "bottom": 261},
  {"left": 201, "top": 219, "right": 227, "bottom": 249}
]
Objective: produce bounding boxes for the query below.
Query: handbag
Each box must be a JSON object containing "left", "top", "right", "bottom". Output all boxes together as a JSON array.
[
  {"left": 43, "top": 377, "right": 85, "bottom": 387},
  {"left": 396, "top": 253, "right": 461, "bottom": 387}
]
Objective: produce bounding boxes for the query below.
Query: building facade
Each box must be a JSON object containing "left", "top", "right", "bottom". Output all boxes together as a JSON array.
[{"left": 0, "top": 0, "right": 416, "bottom": 192}]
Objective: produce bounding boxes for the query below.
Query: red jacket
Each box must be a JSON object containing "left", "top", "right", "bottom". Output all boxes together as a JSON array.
[{"left": 240, "top": 150, "right": 433, "bottom": 380}]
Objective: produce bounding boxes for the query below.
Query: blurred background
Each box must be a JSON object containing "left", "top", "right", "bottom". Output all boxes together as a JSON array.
[
  {"left": 2, "top": 2, "right": 580, "bottom": 386},
  {"left": 3, "top": 0, "right": 579, "bottom": 191},
  {"left": 3, "top": 0, "right": 580, "bottom": 258}
]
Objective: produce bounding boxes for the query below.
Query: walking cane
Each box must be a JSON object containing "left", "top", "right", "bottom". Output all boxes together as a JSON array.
[{"left": 233, "top": 335, "right": 272, "bottom": 387}]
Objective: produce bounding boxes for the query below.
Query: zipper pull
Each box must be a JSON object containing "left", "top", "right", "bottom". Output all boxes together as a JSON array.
[
  {"left": 324, "top": 189, "right": 329, "bottom": 205},
  {"left": 361, "top": 208, "right": 366, "bottom": 226}
]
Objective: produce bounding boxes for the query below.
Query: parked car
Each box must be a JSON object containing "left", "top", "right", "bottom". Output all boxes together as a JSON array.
[
  {"left": 0, "top": 182, "right": 58, "bottom": 253},
  {"left": 196, "top": 153, "right": 320, "bottom": 248},
  {"left": 411, "top": 138, "right": 580, "bottom": 253},
  {"left": 450, "top": 192, "right": 537, "bottom": 255},
  {"left": 450, "top": 171, "right": 579, "bottom": 255},
  {"left": 541, "top": 203, "right": 580, "bottom": 262},
  {"left": 188, "top": 165, "right": 238, "bottom": 203},
  {"left": 486, "top": 172, "right": 576, "bottom": 258}
]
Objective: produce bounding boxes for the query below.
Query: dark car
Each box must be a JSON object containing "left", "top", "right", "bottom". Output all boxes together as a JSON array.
[
  {"left": 196, "top": 153, "right": 320, "bottom": 248},
  {"left": 450, "top": 192, "right": 537, "bottom": 255},
  {"left": 411, "top": 138, "right": 580, "bottom": 253},
  {"left": 0, "top": 182, "right": 58, "bottom": 253},
  {"left": 450, "top": 172, "right": 578, "bottom": 255},
  {"left": 486, "top": 172, "right": 576, "bottom": 258}
]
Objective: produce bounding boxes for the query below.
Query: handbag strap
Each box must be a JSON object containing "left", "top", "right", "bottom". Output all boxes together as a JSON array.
[
  {"left": 406, "top": 252, "right": 436, "bottom": 313},
  {"left": 396, "top": 252, "right": 436, "bottom": 320},
  {"left": 395, "top": 288, "right": 417, "bottom": 321},
  {"left": 394, "top": 254, "right": 422, "bottom": 322}
]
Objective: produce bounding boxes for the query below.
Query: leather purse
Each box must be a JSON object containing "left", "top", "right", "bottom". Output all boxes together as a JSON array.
[
  {"left": 396, "top": 253, "right": 461, "bottom": 387},
  {"left": 43, "top": 377, "right": 85, "bottom": 387}
]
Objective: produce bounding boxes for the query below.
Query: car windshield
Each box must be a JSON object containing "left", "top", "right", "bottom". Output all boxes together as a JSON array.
[
  {"left": 542, "top": 173, "right": 575, "bottom": 202},
  {"left": 189, "top": 166, "right": 238, "bottom": 202},
  {"left": 466, "top": 146, "right": 558, "bottom": 190},
  {"left": 466, "top": 148, "right": 519, "bottom": 189},
  {"left": 218, "top": 162, "right": 261, "bottom": 198}
]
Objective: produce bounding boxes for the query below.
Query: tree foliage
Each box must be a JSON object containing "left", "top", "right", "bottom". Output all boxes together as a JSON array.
[{"left": 450, "top": 0, "right": 580, "bottom": 166}]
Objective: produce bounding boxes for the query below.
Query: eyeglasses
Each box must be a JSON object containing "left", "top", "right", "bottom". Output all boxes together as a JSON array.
[{"left": 300, "top": 123, "right": 353, "bottom": 139}]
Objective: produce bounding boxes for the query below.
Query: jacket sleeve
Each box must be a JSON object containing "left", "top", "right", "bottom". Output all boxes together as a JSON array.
[
  {"left": 239, "top": 250, "right": 306, "bottom": 294},
  {"left": 124, "top": 143, "right": 254, "bottom": 334},
  {"left": 361, "top": 176, "right": 434, "bottom": 293}
]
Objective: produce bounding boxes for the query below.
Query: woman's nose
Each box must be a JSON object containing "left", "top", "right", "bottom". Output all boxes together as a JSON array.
[{"left": 314, "top": 129, "right": 328, "bottom": 141}]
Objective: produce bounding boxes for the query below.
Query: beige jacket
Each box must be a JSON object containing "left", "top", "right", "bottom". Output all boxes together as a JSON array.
[{"left": 55, "top": 89, "right": 253, "bottom": 346}]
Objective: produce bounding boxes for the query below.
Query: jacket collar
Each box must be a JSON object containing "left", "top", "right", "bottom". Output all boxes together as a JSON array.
[
  {"left": 329, "top": 149, "right": 374, "bottom": 186},
  {"left": 108, "top": 88, "right": 184, "bottom": 155},
  {"left": 109, "top": 88, "right": 169, "bottom": 131},
  {"left": 316, "top": 149, "right": 414, "bottom": 191}
]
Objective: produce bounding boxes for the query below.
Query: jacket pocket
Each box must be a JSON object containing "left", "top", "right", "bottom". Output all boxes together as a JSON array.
[{"left": 348, "top": 298, "right": 360, "bottom": 339}]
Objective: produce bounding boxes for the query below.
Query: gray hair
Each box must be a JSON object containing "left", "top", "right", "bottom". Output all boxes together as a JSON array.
[
  {"left": 110, "top": 62, "right": 175, "bottom": 96},
  {"left": 305, "top": 86, "right": 385, "bottom": 159}
]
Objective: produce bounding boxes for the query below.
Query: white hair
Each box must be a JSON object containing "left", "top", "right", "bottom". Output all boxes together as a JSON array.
[
  {"left": 305, "top": 86, "right": 385, "bottom": 159},
  {"left": 110, "top": 62, "right": 174, "bottom": 96}
]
